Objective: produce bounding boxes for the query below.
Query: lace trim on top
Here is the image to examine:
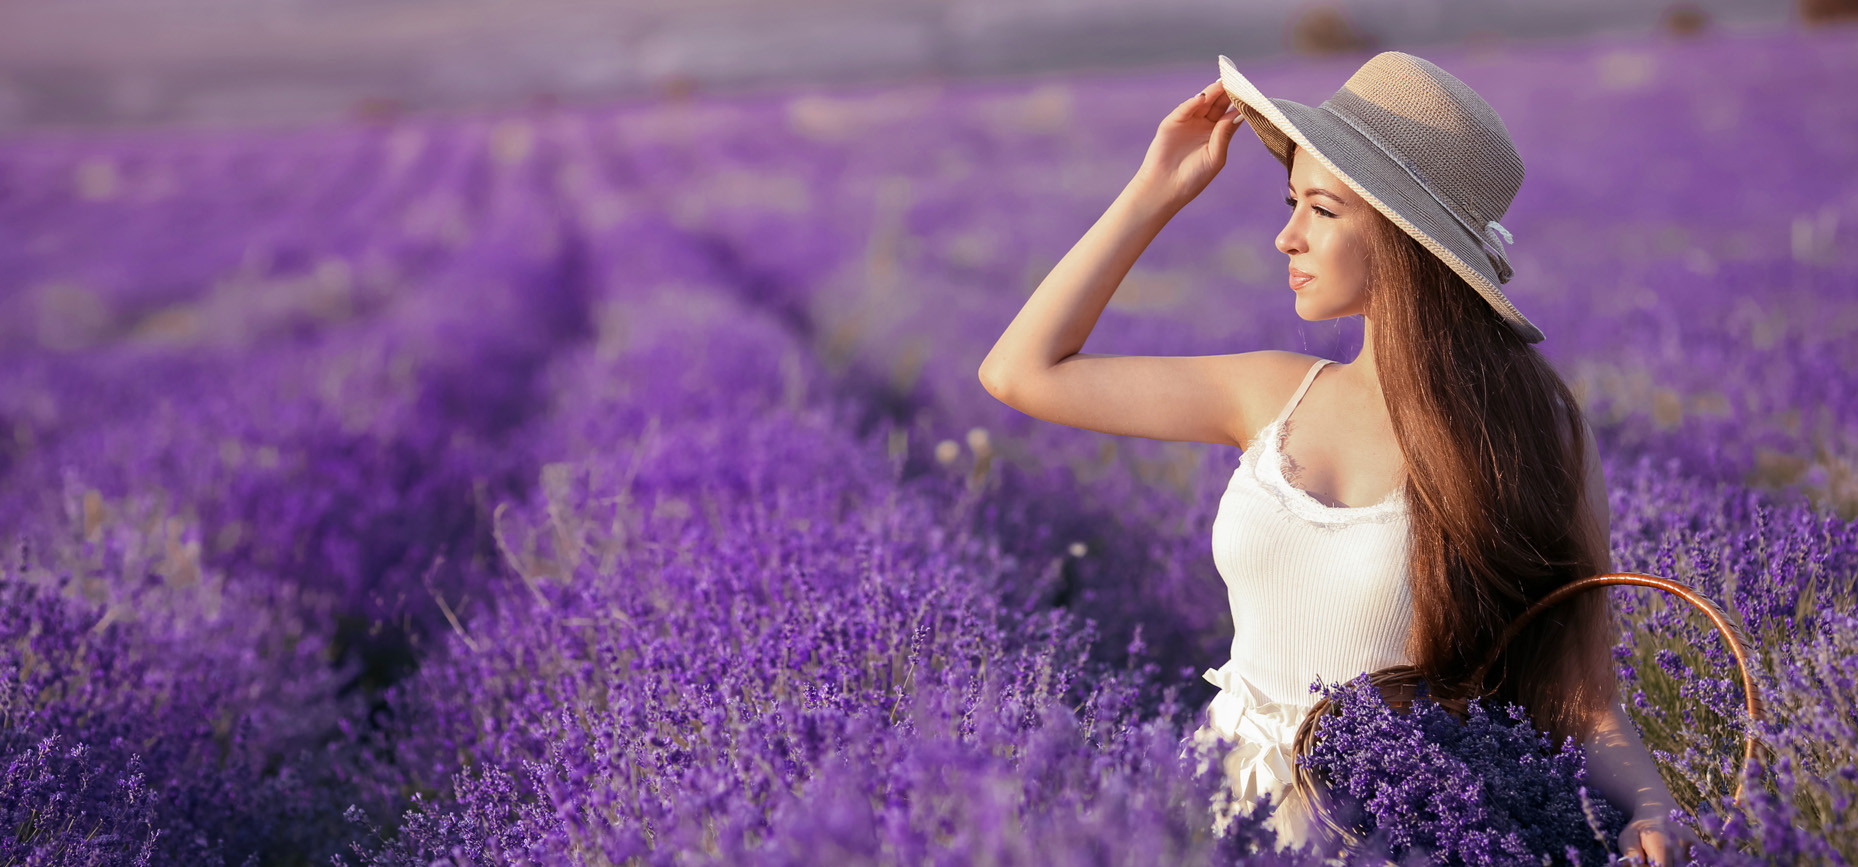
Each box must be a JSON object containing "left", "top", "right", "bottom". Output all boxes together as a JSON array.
[{"left": 1238, "top": 417, "right": 1408, "bottom": 529}]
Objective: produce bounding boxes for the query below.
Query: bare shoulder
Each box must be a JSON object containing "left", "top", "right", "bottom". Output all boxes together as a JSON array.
[{"left": 1221, "top": 350, "right": 1330, "bottom": 450}]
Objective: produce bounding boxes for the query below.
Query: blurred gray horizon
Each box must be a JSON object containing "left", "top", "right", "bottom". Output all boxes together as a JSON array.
[{"left": 0, "top": 0, "right": 1804, "bottom": 133}]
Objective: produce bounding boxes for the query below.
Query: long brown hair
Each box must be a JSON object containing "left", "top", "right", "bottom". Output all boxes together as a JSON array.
[{"left": 1339, "top": 156, "right": 1619, "bottom": 745}]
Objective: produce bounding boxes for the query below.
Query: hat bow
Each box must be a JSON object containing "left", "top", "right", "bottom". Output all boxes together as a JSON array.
[{"left": 1481, "top": 219, "right": 1514, "bottom": 283}]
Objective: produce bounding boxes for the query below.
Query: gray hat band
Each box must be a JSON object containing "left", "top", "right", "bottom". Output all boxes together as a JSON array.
[{"left": 1317, "top": 98, "right": 1517, "bottom": 284}]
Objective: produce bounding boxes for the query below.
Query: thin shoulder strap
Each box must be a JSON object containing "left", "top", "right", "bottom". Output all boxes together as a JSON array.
[{"left": 1271, "top": 358, "right": 1332, "bottom": 426}]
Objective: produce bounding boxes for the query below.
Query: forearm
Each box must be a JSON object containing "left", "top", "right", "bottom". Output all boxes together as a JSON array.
[
  {"left": 1581, "top": 701, "right": 1680, "bottom": 819},
  {"left": 979, "top": 178, "right": 1178, "bottom": 385}
]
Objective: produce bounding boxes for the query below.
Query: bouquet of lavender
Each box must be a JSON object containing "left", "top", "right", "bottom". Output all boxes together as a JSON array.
[{"left": 1299, "top": 674, "right": 1629, "bottom": 866}]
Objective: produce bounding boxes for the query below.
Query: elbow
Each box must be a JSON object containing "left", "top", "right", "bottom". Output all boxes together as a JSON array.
[{"left": 978, "top": 362, "right": 1014, "bottom": 403}]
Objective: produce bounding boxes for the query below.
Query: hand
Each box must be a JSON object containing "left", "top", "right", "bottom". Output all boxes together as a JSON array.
[
  {"left": 1131, "top": 80, "right": 1244, "bottom": 212},
  {"left": 1618, "top": 807, "right": 1707, "bottom": 866}
]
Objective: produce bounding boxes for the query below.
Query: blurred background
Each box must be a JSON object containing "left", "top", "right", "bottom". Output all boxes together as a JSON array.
[
  {"left": 0, "top": 0, "right": 1844, "bottom": 131},
  {"left": 2, "top": 3, "right": 1856, "bottom": 862}
]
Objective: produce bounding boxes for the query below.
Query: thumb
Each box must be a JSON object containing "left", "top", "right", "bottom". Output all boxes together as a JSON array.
[
  {"left": 1618, "top": 825, "right": 1642, "bottom": 862},
  {"left": 1217, "top": 109, "right": 1244, "bottom": 148}
]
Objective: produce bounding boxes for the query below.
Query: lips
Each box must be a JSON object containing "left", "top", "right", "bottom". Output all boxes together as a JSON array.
[{"left": 1289, "top": 268, "right": 1315, "bottom": 290}]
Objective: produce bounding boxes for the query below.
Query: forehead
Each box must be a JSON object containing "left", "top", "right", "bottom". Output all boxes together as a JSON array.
[{"left": 1287, "top": 149, "right": 1353, "bottom": 196}]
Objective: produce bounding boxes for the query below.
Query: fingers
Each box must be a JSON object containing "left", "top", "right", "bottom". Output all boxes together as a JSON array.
[
  {"left": 1620, "top": 824, "right": 1654, "bottom": 865},
  {"left": 1171, "top": 81, "right": 1234, "bottom": 124},
  {"left": 1195, "top": 80, "right": 1232, "bottom": 120},
  {"left": 1645, "top": 834, "right": 1670, "bottom": 865},
  {"left": 1622, "top": 830, "right": 1683, "bottom": 866},
  {"left": 1620, "top": 826, "right": 1643, "bottom": 864},
  {"left": 1170, "top": 89, "right": 1211, "bottom": 122}
]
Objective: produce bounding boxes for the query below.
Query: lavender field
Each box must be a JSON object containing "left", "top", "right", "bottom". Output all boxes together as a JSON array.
[{"left": 2, "top": 24, "right": 1856, "bottom": 866}]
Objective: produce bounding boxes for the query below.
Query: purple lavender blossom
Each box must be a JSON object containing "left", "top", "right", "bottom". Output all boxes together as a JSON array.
[
  {"left": 0, "top": 23, "right": 1853, "bottom": 865},
  {"left": 1300, "top": 674, "right": 1628, "bottom": 866}
]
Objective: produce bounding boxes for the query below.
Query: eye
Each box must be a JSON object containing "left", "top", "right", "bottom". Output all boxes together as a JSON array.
[{"left": 1284, "top": 195, "right": 1338, "bottom": 218}]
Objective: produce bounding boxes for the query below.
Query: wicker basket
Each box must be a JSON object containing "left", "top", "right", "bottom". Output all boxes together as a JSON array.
[{"left": 1288, "top": 571, "right": 1765, "bottom": 848}]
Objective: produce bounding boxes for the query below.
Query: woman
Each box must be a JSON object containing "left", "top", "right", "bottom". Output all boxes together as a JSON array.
[{"left": 978, "top": 51, "right": 1701, "bottom": 863}]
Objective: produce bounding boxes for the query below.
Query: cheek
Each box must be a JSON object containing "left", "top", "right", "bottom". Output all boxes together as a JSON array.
[
  {"left": 1317, "top": 226, "right": 1372, "bottom": 293},
  {"left": 1339, "top": 236, "right": 1372, "bottom": 288}
]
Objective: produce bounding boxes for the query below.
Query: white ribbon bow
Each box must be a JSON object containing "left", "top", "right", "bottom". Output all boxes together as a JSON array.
[
  {"left": 1196, "top": 663, "right": 1313, "bottom": 807},
  {"left": 1482, "top": 219, "right": 1516, "bottom": 283}
]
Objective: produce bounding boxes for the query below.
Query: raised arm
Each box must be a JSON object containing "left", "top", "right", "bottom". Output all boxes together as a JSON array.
[{"left": 978, "top": 81, "right": 1305, "bottom": 448}]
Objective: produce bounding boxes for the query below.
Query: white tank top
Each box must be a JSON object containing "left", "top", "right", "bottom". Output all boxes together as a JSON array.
[
  {"left": 1189, "top": 357, "right": 1416, "bottom": 846},
  {"left": 1207, "top": 357, "right": 1415, "bottom": 705}
]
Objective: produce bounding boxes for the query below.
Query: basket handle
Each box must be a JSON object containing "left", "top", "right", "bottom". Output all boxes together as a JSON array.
[{"left": 1468, "top": 571, "right": 1764, "bottom": 804}]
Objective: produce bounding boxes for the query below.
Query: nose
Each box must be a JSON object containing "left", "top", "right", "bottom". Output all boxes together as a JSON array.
[{"left": 1275, "top": 209, "right": 1306, "bottom": 257}]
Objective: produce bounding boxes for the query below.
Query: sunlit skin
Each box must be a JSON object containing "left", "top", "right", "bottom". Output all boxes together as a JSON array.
[
  {"left": 1279, "top": 154, "right": 1374, "bottom": 324},
  {"left": 982, "top": 79, "right": 1703, "bottom": 864},
  {"left": 1274, "top": 150, "right": 1397, "bottom": 480}
]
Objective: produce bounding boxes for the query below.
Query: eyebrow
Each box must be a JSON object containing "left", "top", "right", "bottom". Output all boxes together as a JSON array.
[{"left": 1287, "top": 182, "right": 1347, "bottom": 205}]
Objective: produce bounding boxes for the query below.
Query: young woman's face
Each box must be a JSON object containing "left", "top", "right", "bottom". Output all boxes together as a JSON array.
[{"left": 1276, "top": 148, "right": 1374, "bottom": 321}]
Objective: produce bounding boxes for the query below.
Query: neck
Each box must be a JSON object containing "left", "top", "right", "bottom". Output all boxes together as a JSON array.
[{"left": 1350, "top": 315, "right": 1384, "bottom": 393}]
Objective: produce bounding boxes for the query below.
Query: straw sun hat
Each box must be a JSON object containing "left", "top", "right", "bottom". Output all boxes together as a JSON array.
[{"left": 1218, "top": 52, "right": 1545, "bottom": 344}]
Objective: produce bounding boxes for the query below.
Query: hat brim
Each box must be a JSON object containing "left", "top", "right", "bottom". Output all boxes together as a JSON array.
[{"left": 1218, "top": 55, "right": 1544, "bottom": 344}]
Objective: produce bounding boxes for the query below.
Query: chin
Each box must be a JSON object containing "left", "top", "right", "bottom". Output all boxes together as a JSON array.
[
  {"left": 1293, "top": 290, "right": 1369, "bottom": 322},
  {"left": 1293, "top": 298, "right": 1352, "bottom": 322}
]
